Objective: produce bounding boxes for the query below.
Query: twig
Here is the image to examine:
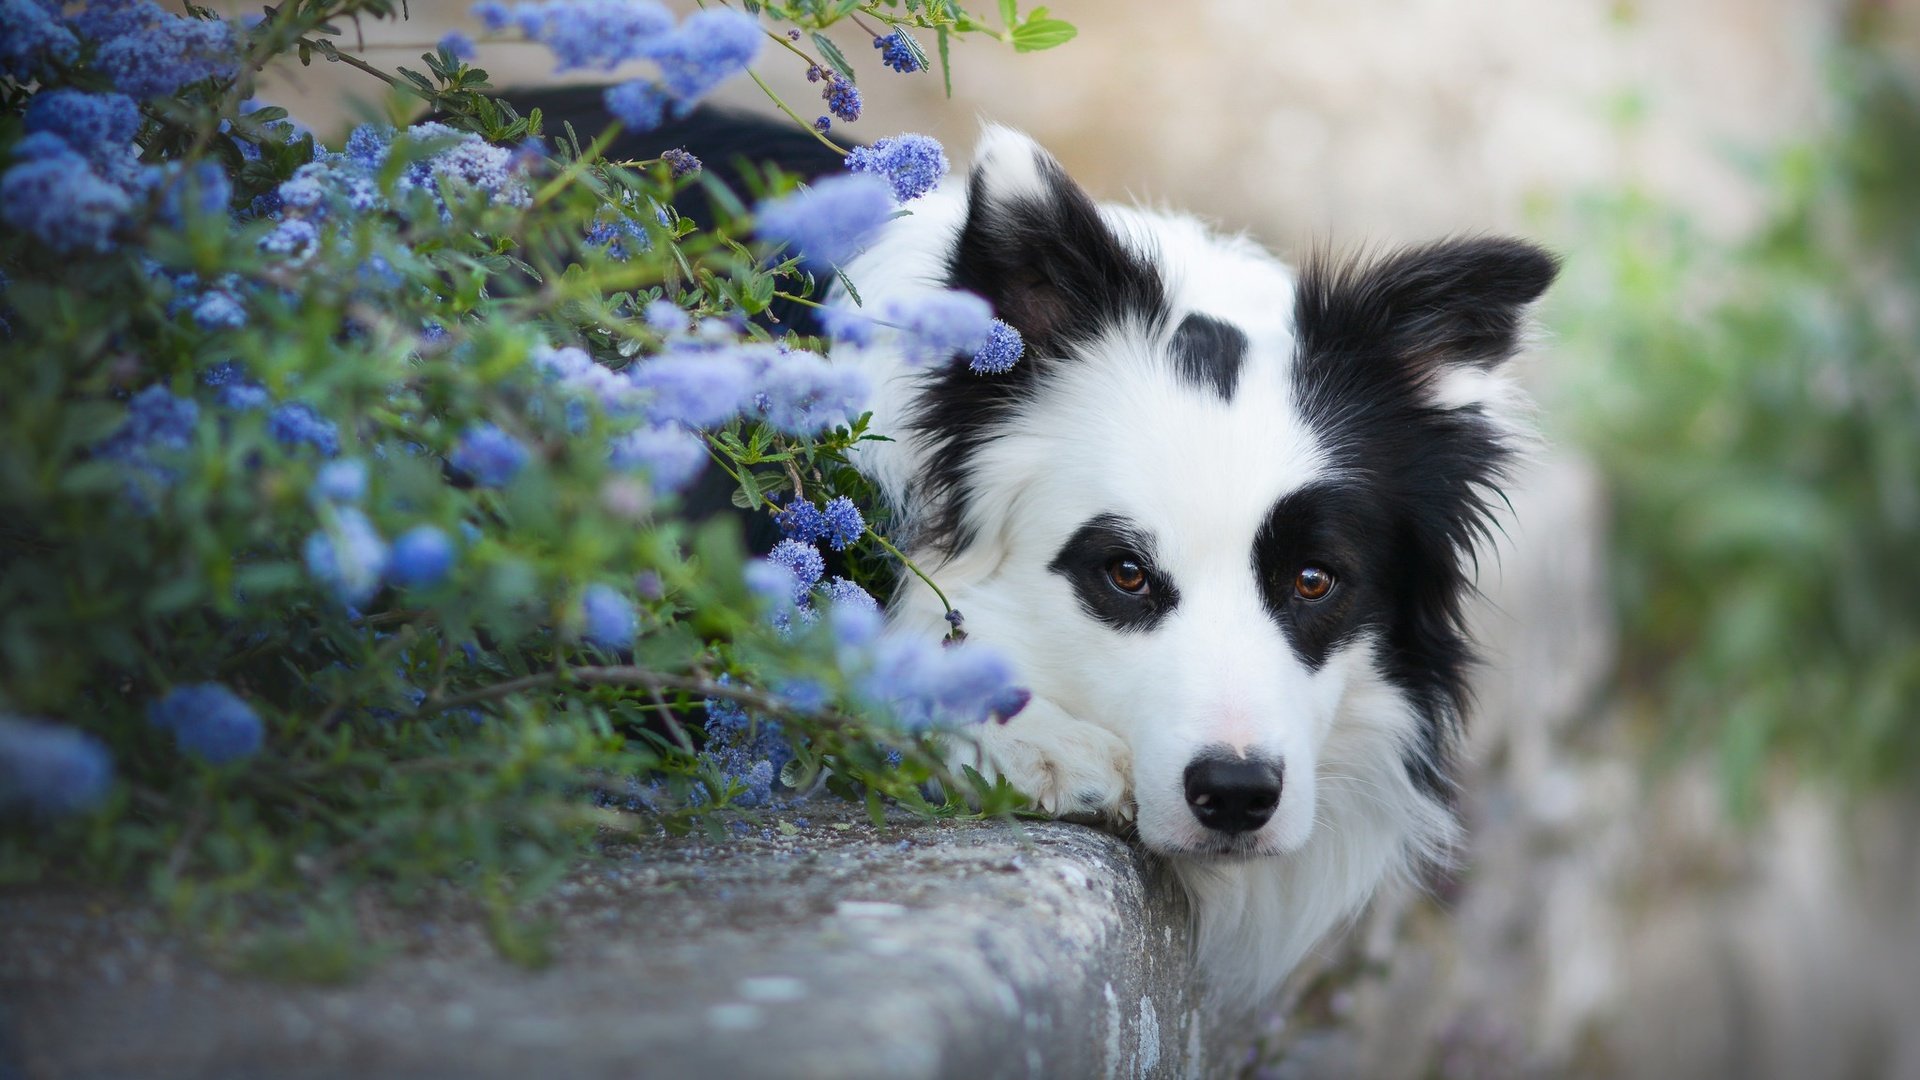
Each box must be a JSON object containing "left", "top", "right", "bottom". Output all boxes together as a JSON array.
[{"left": 422, "top": 664, "right": 856, "bottom": 726}]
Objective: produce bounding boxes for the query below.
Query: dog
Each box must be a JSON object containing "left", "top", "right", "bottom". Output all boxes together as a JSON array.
[{"left": 527, "top": 88, "right": 1558, "bottom": 1001}]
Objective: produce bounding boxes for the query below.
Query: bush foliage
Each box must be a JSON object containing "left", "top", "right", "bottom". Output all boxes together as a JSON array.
[
  {"left": 0, "top": 0, "right": 1074, "bottom": 944},
  {"left": 1551, "top": 44, "right": 1920, "bottom": 808}
]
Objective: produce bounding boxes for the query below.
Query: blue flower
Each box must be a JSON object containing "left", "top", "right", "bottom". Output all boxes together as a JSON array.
[
  {"left": 260, "top": 217, "right": 320, "bottom": 262},
  {"left": 155, "top": 161, "right": 233, "bottom": 225},
  {"left": 0, "top": 0, "right": 79, "bottom": 82},
  {"left": 191, "top": 289, "right": 246, "bottom": 330},
  {"left": 873, "top": 30, "right": 922, "bottom": 74},
  {"left": 810, "top": 67, "right": 861, "bottom": 124},
  {"left": 820, "top": 576, "right": 880, "bottom": 616},
  {"left": 608, "top": 424, "right": 707, "bottom": 495},
  {"left": 438, "top": 31, "right": 476, "bottom": 59},
  {"left": 311, "top": 459, "right": 368, "bottom": 504},
  {"left": 95, "top": 385, "right": 198, "bottom": 501},
  {"left": 0, "top": 150, "right": 133, "bottom": 254},
  {"left": 83, "top": 1, "right": 239, "bottom": 100},
  {"left": 501, "top": 0, "right": 675, "bottom": 73},
  {"left": 388, "top": 526, "right": 456, "bottom": 588},
  {"left": 819, "top": 302, "right": 876, "bottom": 348},
  {"left": 451, "top": 423, "right": 529, "bottom": 488},
  {"left": 23, "top": 90, "right": 141, "bottom": 155},
  {"left": 0, "top": 716, "right": 112, "bottom": 816},
  {"left": 820, "top": 496, "right": 865, "bottom": 550},
  {"left": 203, "top": 361, "right": 269, "bottom": 409},
  {"left": 844, "top": 133, "right": 948, "bottom": 202},
  {"left": 652, "top": 8, "right": 762, "bottom": 103},
  {"left": 642, "top": 299, "right": 686, "bottom": 334},
  {"left": 698, "top": 676, "right": 789, "bottom": 807},
  {"left": 776, "top": 499, "right": 828, "bottom": 543},
  {"left": 748, "top": 349, "right": 869, "bottom": 434},
  {"left": 768, "top": 539, "right": 825, "bottom": 603},
  {"left": 147, "top": 683, "right": 263, "bottom": 765},
  {"left": 755, "top": 173, "right": 894, "bottom": 268},
  {"left": 660, "top": 147, "right": 701, "bottom": 177},
  {"left": 580, "top": 583, "right": 636, "bottom": 649},
  {"left": 304, "top": 507, "right": 390, "bottom": 605},
  {"left": 883, "top": 290, "right": 994, "bottom": 364},
  {"left": 970, "top": 318, "right": 1026, "bottom": 375},
  {"left": 269, "top": 402, "right": 340, "bottom": 457},
  {"left": 344, "top": 124, "right": 393, "bottom": 170},
  {"left": 629, "top": 349, "right": 752, "bottom": 428},
  {"left": 605, "top": 80, "right": 670, "bottom": 132},
  {"left": 855, "top": 638, "right": 1021, "bottom": 730}
]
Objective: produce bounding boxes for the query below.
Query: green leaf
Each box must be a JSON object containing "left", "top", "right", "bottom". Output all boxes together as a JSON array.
[
  {"left": 1011, "top": 15, "right": 1076, "bottom": 52},
  {"left": 811, "top": 32, "right": 856, "bottom": 83},
  {"left": 999, "top": 0, "right": 1017, "bottom": 28},
  {"left": 864, "top": 787, "right": 886, "bottom": 827},
  {"left": 937, "top": 26, "right": 953, "bottom": 98}
]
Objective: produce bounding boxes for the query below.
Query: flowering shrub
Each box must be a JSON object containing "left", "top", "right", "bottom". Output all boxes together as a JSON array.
[{"left": 0, "top": 0, "right": 1072, "bottom": 946}]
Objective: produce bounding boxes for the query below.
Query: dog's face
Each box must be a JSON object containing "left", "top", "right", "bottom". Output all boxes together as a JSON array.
[{"left": 889, "top": 130, "right": 1556, "bottom": 858}]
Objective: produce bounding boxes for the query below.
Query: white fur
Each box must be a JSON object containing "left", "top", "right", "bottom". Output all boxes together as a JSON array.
[{"left": 830, "top": 128, "right": 1498, "bottom": 1002}]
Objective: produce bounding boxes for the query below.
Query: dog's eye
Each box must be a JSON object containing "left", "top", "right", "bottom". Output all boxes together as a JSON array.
[
  {"left": 1293, "top": 567, "right": 1334, "bottom": 601},
  {"left": 1105, "top": 557, "right": 1150, "bottom": 595}
]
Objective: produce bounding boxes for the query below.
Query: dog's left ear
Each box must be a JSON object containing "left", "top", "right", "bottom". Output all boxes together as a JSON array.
[
  {"left": 1295, "top": 237, "right": 1558, "bottom": 386},
  {"left": 946, "top": 126, "right": 1165, "bottom": 359}
]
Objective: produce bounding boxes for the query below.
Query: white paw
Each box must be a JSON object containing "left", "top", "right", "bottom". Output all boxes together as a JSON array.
[{"left": 960, "top": 705, "right": 1135, "bottom": 824}]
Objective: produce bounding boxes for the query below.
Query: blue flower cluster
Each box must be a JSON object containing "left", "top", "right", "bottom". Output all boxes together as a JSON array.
[
  {"left": 0, "top": 0, "right": 79, "bottom": 83},
  {"left": 836, "top": 610, "right": 1028, "bottom": 731},
  {"left": 147, "top": 683, "right": 264, "bottom": 765},
  {"left": 74, "top": 0, "right": 238, "bottom": 100},
  {"left": 478, "top": 1, "right": 758, "bottom": 134},
  {"left": 1, "top": 131, "right": 137, "bottom": 254},
  {"left": 777, "top": 496, "right": 865, "bottom": 551},
  {"left": 302, "top": 460, "right": 457, "bottom": 601},
  {"left": 580, "top": 583, "right": 638, "bottom": 649},
  {"left": 970, "top": 319, "right": 1027, "bottom": 375},
  {"left": 807, "top": 65, "right": 862, "bottom": 127},
  {"left": 873, "top": 30, "right": 922, "bottom": 74},
  {"left": 882, "top": 290, "right": 995, "bottom": 365},
  {"left": 844, "top": 134, "right": 948, "bottom": 202},
  {"left": 0, "top": 715, "right": 112, "bottom": 817},
  {"left": 699, "top": 677, "right": 791, "bottom": 807},
  {"left": 755, "top": 173, "right": 895, "bottom": 267},
  {"left": 450, "top": 423, "right": 531, "bottom": 488}
]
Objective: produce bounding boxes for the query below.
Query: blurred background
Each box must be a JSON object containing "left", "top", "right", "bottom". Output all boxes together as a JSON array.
[{"left": 257, "top": 1, "right": 1920, "bottom": 1075}]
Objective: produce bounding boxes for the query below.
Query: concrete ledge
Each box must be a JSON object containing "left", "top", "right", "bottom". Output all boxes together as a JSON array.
[{"left": 1, "top": 806, "right": 1215, "bottom": 1079}]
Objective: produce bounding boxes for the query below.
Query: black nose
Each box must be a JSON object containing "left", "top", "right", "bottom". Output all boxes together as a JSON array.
[{"left": 1184, "top": 756, "right": 1283, "bottom": 834}]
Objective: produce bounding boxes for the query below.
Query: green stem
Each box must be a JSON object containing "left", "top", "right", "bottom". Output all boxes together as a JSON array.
[
  {"left": 746, "top": 68, "right": 851, "bottom": 156},
  {"left": 866, "top": 528, "right": 956, "bottom": 618}
]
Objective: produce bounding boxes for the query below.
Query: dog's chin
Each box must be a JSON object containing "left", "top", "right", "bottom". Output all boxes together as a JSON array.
[{"left": 1142, "top": 833, "right": 1287, "bottom": 860}]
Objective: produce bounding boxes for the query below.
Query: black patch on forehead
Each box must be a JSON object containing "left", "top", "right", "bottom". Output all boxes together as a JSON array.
[
  {"left": 907, "top": 152, "right": 1169, "bottom": 557},
  {"left": 1167, "top": 312, "right": 1247, "bottom": 400},
  {"left": 1285, "top": 238, "right": 1557, "bottom": 804},
  {"left": 1048, "top": 514, "right": 1180, "bottom": 632}
]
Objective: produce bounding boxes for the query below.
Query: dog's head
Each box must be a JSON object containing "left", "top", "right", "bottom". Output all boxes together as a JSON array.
[{"left": 895, "top": 130, "right": 1556, "bottom": 857}]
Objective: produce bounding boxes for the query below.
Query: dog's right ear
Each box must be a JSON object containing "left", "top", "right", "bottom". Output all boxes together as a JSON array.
[{"left": 946, "top": 127, "right": 1166, "bottom": 358}]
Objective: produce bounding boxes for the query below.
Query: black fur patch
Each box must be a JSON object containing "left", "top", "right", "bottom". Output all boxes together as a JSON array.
[
  {"left": 1048, "top": 515, "right": 1181, "bottom": 632},
  {"left": 1287, "top": 237, "right": 1558, "bottom": 800},
  {"left": 1251, "top": 484, "right": 1387, "bottom": 670},
  {"left": 1168, "top": 312, "right": 1247, "bottom": 400},
  {"left": 906, "top": 150, "right": 1169, "bottom": 555}
]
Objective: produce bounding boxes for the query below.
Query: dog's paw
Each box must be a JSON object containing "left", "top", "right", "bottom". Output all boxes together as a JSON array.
[{"left": 968, "top": 710, "right": 1135, "bottom": 824}]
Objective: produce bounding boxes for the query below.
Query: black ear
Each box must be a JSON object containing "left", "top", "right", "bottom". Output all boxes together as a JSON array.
[
  {"left": 945, "top": 127, "right": 1166, "bottom": 357},
  {"left": 1293, "top": 237, "right": 1559, "bottom": 375}
]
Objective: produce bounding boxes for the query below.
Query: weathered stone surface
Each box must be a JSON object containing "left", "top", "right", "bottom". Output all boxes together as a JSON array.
[{"left": 1, "top": 806, "right": 1216, "bottom": 1080}]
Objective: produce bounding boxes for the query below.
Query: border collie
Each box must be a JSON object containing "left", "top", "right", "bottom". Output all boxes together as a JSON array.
[
  {"left": 838, "top": 128, "right": 1556, "bottom": 1000},
  {"left": 531, "top": 89, "right": 1558, "bottom": 1002}
]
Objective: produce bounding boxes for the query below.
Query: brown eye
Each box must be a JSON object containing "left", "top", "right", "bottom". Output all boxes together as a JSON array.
[
  {"left": 1293, "top": 567, "right": 1334, "bottom": 601},
  {"left": 1105, "top": 557, "right": 1150, "bottom": 595}
]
